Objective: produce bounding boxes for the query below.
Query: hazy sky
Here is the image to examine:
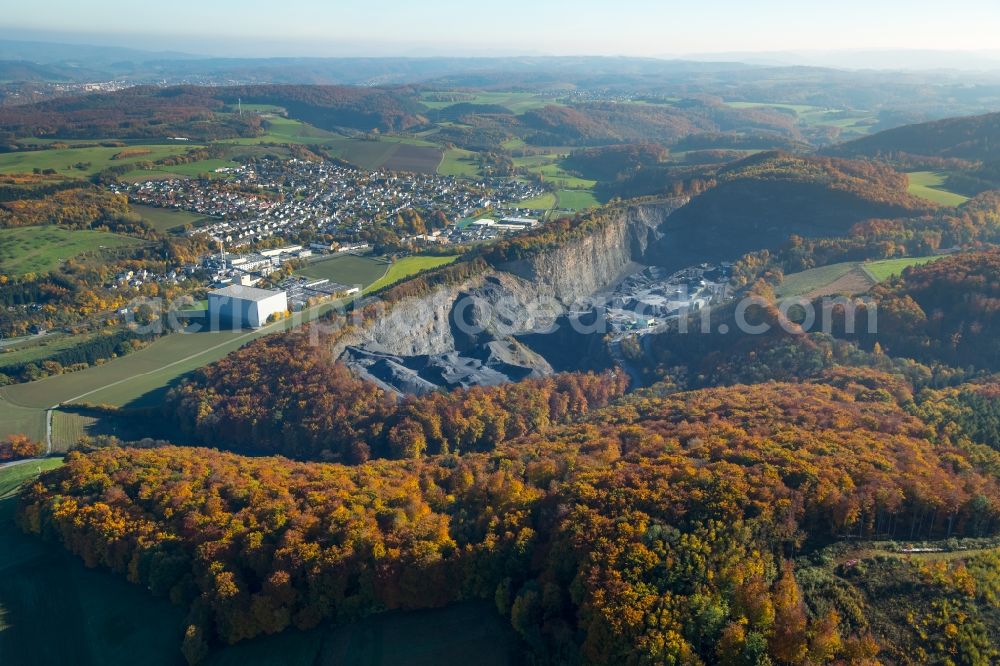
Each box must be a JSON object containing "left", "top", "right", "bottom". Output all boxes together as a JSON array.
[{"left": 4, "top": 0, "right": 1000, "bottom": 58}]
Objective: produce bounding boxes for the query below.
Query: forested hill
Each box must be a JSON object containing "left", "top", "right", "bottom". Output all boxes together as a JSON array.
[
  {"left": 0, "top": 84, "right": 426, "bottom": 140},
  {"left": 214, "top": 85, "right": 427, "bottom": 133},
  {"left": 643, "top": 152, "right": 937, "bottom": 266},
  {"left": 827, "top": 110, "right": 1000, "bottom": 162},
  {"left": 20, "top": 371, "right": 1000, "bottom": 664}
]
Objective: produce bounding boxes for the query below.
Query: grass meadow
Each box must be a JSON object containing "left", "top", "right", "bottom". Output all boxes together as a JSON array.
[
  {"left": 0, "top": 226, "right": 142, "bottom": 277},
  {"left": 906, "top": 171, "right": 970, "bottom": 207},
  {"left": 0, "top": 144, "right": 200, "bottom": 179},
  {"left": 862, "top": 255, "right": 947, "bottom": 282},
  {"left": 132, "top": 204, "right": 215, "bottom": 233},
  {"left": 364, "top": 255, "right": 460, "bottom": 294},
  {"left": 776, "top": 255, "right": 949, "bottom": 299}
]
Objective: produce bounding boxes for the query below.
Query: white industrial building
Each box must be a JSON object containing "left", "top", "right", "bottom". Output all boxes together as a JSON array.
[{"left": 208, "top": 285, "right": 288, "bottom": 329}]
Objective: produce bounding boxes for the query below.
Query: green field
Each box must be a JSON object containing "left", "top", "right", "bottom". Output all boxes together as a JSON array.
[
  {"left": 364, "top": 255, "right": 460, "bottom": 294},
  {"left": 294, "top": 254, "right": 391, "bottom": 287},
  {"left": 512, "top": 152, "right": 598, "bottom": 191},
  {"left": 224, "top": 118, "right": 443, "bottom": 172},
  {"left": 0, "top": 144, "right": 201, "bottom": 179},
  {"left": 132, "top": 204, "right": 215, "bottom": 233},
  {"left": 420, "top": 91, "right": 555, "bottom": 113},
  {"left": 0, "top": 457, "right": 63, "bottom": 499},
  {"left": 437, "top": 148, "right": 482, "bottom": 178},
  {"left": 777, "top": 255, "right": 949, "bottom": 299},
  {"left": 862, "top": 255, "right": 946, "bottom": 282},
  {"left": 517, "top": 192, "right": 557, "bottom": 210},
  {"left": 0, "top": 399, "right": 46, "bottom": 442},
  {"left": 775, "top": 262, "right": 862, "bottom": 298},
  {"left": 536, "top": 164, "right": 597, "bottom": 190},
  {"left": 725, "top": 101, "right": 822, "bottom": 113},
  {"left": 723, "top": 101, "right": 877, "bottom": 136},
  {"left": 227, "top": 116, "right": 339, "bottom": 145},
  {"left": 556, "top": 189, "right": 601, "bottom": 211},
  {"left": 906, "top": 171, "right": 970, "bottom": 207},
  {"left": 0, "top": 226, "right": 142, "bottom": 277},
  {"left": 49, "top": 408, "right": 150, "bottom": 452}
]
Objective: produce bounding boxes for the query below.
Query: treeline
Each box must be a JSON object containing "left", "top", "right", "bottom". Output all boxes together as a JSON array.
[
  {"left": 20, "top": 372, "right": 1000, "bottom": 664},
  {"left": 0, "top": 187, "right": 131, "bottom": 229},
  {"left": 0, "top": 173, "right": 81, "bottom": 202},
  {"left": 518, "top": 99, "right": 801, "bottom": 147},
  {"left": 730, "top": 190, "right": 1000, "bottom": 288},
  {"left": 715, "top": 152, "right": 931, "bottom": 211},
  {"left": 0, "top": 79, "right": 427, "bottom": 142},
  {"left": 0, "top": 328, "right": 162, "bottom": 384},
  {"left": 845, "top": 249, "right": 1000, "bottom": 370},
  {"left": 96, "top": 145, "right": 234, "bottom": 183},
  {"left": 165, "top": 328, "right": 628, "bottom": 461},
  {"left": 561, "top": 142, "right": 668, "bottom": 181},
  {"left": 728, "top": 249, "right": 1000, "bottom": 375},
  {"left": 601, "top": 151, "right": 934, "bottom": 213},
  {"left": 0, "top": 434, "right": 43, "bottom": 461},
  {"left": 647, "top": 249, "right": 1000, "bottom": 395},
  {"left": 478, "top": 209, "right": 624, "bottom": 264}
]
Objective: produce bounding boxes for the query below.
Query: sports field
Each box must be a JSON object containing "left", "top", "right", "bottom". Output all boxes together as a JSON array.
[
  {"left": 906, "top": 171, "right": 970, "bottom": 207},
  {"left": 556, "top": 189, "right": 602, "bottom": 210},
  {"left": 0, "top": 144, "right": 200, "bottom": 179},
  {"left": 294, "top": 254, "right": 391, "bottom": 287},
  {"left": 0, "top": 226, "right": 142, "bottom": 277}
]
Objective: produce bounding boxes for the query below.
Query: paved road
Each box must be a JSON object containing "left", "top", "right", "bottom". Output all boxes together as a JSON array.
[
  {"left": 0, "top": 332, "right": 52, "bottom": 349},
  {"left": 0, "top": 457, "right": 42, "bottom": 471},
  {"left": 45, "top": 407, "right": 53, "bottom": 454}
]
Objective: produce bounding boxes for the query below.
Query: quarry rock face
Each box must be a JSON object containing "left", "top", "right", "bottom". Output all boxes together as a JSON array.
[{"left": 337, "top": 200, "right": 685, "bottom": 393}]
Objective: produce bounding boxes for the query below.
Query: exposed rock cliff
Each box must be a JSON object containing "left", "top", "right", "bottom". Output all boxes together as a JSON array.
[
  {"left": 497, "top": 201, "right": 679, "bottom": 303},
  {"left": 337, "top": 200, "right": 686, "bottom": 392}
]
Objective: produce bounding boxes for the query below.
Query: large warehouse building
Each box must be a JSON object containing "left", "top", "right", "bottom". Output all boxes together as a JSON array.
[{"left": 208, "top": 285, "right": 288, "bottom": 329}]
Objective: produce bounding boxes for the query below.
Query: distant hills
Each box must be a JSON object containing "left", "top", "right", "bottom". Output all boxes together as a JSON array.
[
  {"left": 828, "top": 111, "right": 1000, "bottom": 162},
  {"left": 1, "top": 38, "right": 1000, "bottom": 120},
  {"left": 0, "top": 84, "right": 426, "bottom": 140}
]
